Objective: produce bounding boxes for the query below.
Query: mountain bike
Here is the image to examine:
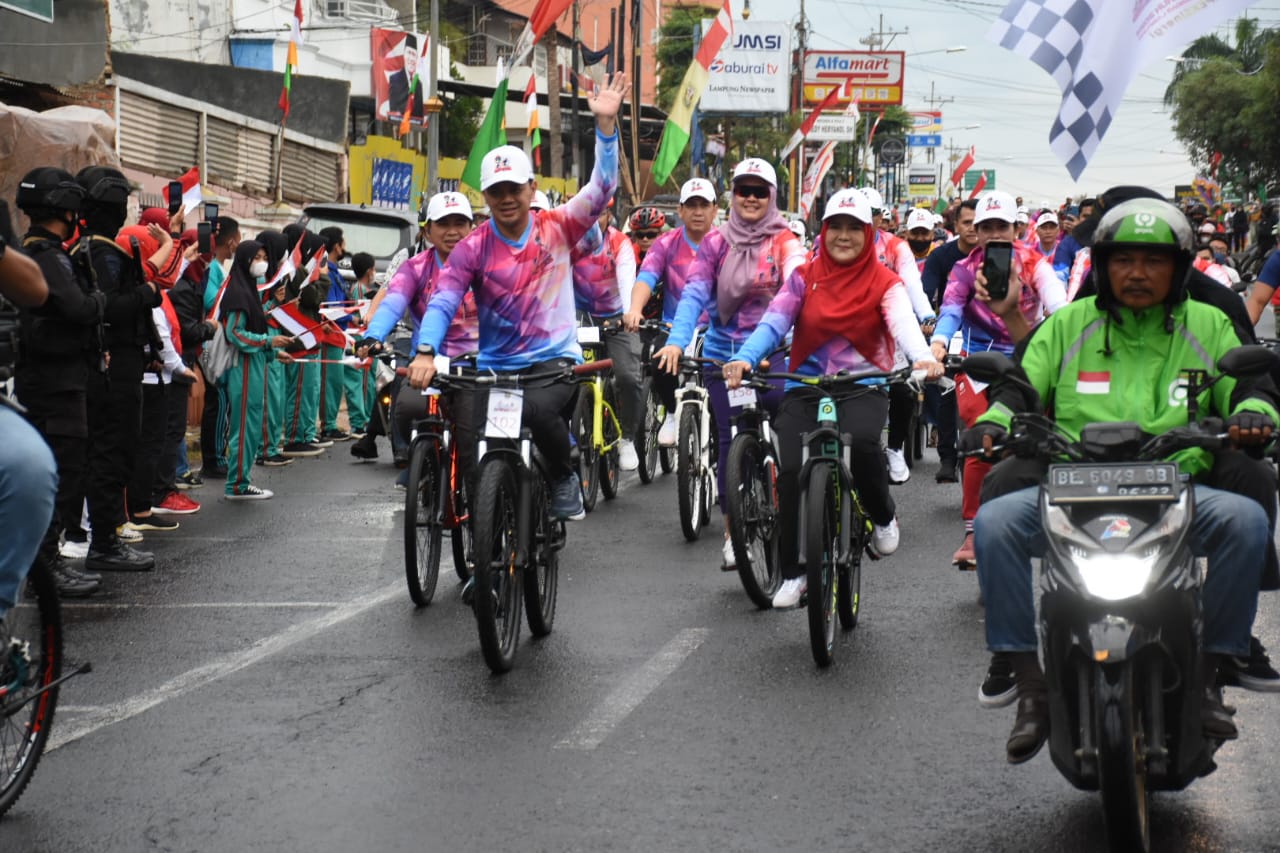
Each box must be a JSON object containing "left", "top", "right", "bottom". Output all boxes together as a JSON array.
[
  {"left": 725, "top": 373, "right": 782, "bottom": 609},
  {"left": 675, "top": 354, "right": 719, "bottom": 541},
  {"left": 635, "top": 319, "right": 673, "bottom": 484},
  {"left": 572, "top": 317, "right": 624, "bottom": 512},
  {"left": 442, "top": 359, "right": 612, "bottom": 673}
]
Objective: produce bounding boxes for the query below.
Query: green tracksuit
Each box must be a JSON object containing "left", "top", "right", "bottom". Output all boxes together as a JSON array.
[
  {"left": 344, "top": 359, "right": 371, "bottom": 431},
  {"left": 285, "top": 353, "right": 320, "bottom": 444},
  {"left": 223, "top": 314, "right": 273, "bottom": 494},
  {"left": 320, "top": 343, "right": 346, "bottom": 433},
  {"left": 263, "top": 357, "right": 286, "bottom": 457}
]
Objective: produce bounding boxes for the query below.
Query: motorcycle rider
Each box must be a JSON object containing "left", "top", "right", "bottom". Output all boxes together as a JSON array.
[{"left": 963, "top": 198, "right": 1279, "bottom": 763}]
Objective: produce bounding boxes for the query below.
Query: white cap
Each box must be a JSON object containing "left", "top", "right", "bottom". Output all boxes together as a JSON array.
[
  {"left": 933, "top": 213, "right": 945, "bottom": 225},
  {"left": 479, "top": 145, "right": 534, "bottom": 191},
  {"left": 679, "top": 178, "right": 716, "bottom": 204},
  {"left": 906, "top": 208, "right": 934, "bottom": 231},
  {"left": 788, "top": 220, "right": 807, "bottom": 240},
  {"left": 822, "top": 188, "right": 872, "bottom": 223},
  {"left": 1198, "top": 221, "right": 1217, "bottom": 234},
  {"left": 731, "top": 158, "right": 777, "bottom": 188},
  {"left": 1036, "top": 211, "right": 1059, "bottom": 227},
  {"left": 858, "top": 187, "right": 884, "bottom": 211},
  {"left": 424, "top": 191, "right": 473, "bottom": 222},
  {"left": 531, "top": 190, "right": 551, "bottom": 211},
  {"left": 973, "top": 191, "right": 1018, "bottom": 225}
]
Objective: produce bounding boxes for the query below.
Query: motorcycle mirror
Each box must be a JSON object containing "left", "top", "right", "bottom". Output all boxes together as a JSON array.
[
  {"left": 960, "top": 351, "right": 1018, "bottom": 384},
  {"left": 1216, "top": 345, "right": 1280, "bottom": 379}
]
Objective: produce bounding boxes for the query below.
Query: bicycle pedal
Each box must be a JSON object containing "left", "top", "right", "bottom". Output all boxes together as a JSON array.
[{"left": 953, "top": 559, "right": 977, "bottom": 572}]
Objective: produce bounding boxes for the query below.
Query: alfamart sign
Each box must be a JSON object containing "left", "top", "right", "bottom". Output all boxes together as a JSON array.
[
  {"left": 803, "top": 51, "right": 904, "bottom": 107},
  {"left": 700, "top": 20, "right": 792, "bottom": 114}
]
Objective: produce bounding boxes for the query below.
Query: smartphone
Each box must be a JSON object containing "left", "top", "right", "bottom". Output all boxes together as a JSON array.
[
  {"left": 167, "top": 181, "right": 183, "bottom": 216},
  {"left": 197, "top": 220, "right": 213, "bottom": 255},
  {"left": 983, "top": 241, "right": 1013, "bottom": 301},
  {"left": 203, "top": 202, "right": 219, "bottom": 222}
]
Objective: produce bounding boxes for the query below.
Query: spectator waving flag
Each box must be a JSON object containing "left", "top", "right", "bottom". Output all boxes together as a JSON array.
[
  {"left": 990, "top": 0, "right": 1254, "bottom": 180},
  {"left": 651, "top": 0, "right": 733, "bottom": 185}
]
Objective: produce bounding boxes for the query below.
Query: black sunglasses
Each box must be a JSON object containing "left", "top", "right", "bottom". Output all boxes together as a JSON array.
[
  {"left": 733, "top": 184, "right": 770, "bottom": 200},
  {"left": 632, "top": 230, "right": 659, "bottom": 239}
]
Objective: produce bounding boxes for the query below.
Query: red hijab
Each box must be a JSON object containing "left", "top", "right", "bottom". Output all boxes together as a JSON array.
[{"left": 789, "top": 219, "right": 901, "bottom": 372}]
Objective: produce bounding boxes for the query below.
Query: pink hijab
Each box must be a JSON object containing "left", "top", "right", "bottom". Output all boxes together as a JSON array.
[{"left": 716, "top": 184, "right": 789, "bottom": 324}]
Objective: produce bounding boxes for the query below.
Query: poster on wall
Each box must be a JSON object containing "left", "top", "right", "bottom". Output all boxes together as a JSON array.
[
  {"left": 372, "top": 158, "right": 414, "bottom": 209},
  {"left": 371, "top": 28, "right": 430, "bottom": 125}
]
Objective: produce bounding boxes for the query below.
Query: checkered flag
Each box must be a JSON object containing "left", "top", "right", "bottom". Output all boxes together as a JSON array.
[{"left": 989, "top": 0, "right": 1255, "bottom": 181}]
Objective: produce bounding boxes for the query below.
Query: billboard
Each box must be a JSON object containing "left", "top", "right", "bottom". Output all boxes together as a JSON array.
[
  {"left": 701, "top": 20, "right": 791, "bottom": 113},
  {"left": 909, "top": 167, "right": 938, "bottom": 199},
  {"left": 371, "top": 28, "right": 430, "bottom": 126},
  {"left": 809, "top": 112, "right": 860, "bottom": 142},
  {"left": 910, "top": 111, "right": 943, "bottom": 133},
  {"left": 803, "top": 51, "right": 904, "bottom": 107}
]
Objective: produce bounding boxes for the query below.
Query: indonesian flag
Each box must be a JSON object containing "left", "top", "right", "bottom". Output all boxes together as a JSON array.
[
  {"left": 651, "top": 0, "right": 732, "bottom": 185},
  {"left": 163, "top": 167, "right": 202, "bottom": 216},
  {"left": 524, "top": 73, "right": 542, "bottom": 169},
  {"left": 966, "top": 171, "right": 988, "bottom": 200},
  {"left": 1076, "top": 370, "right": 1111, "bottom": 395},
  {"left": 779, "top": 84, "right": 848, "bottom": 161},
  {"left": 511, "top": 0, "right": 575, "bottom": 69},
  {"left": 279, "top": 0, "right": 304, "bottom": 118},
  {"left": 268, "top": 302, "right": 347, "bottom": 351},
  {"left": 799, "top": 141, "right": 838, "bottom": 220},
  {"left": 306, "top": 246, "right": 327, "bottom": 284},
  {"left": 948, "top": 145, "right": 975, "bottom": 195},
  {"left": 261, "top": 241, "right": 299, "bottom": 291}
]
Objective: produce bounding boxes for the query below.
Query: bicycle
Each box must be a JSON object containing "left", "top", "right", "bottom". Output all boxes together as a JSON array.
[
  {"left": 754, "top": 366, "right": 915, "bottom": 667},
  {"left": 674, "top": 354, "right": 719, "bottom": 542},
  {"left": 635, "top": 319, "right": 674, "bottom": 485},
  {"left": 724, "top": 372, "right": 783, "bottom": 609},
  {"left": 440, "top": 359, "right": 612, "bottom": 673},
  {"left": 572, "top": 317, "right": 625, "bottom": 512}
]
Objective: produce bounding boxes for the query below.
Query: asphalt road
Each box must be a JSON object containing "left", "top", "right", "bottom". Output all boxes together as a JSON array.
[{"left": 4, "top": 398, "right": 1280, "bottom": 852}]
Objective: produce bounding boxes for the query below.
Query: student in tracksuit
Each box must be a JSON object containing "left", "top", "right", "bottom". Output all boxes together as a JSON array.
[
  {"left": 317, "top": 226, "right": 355, "bottom": 442},
  {"left": 283, "top": 231, "right": 328, "bottom": 455},
  {"left": 255, "top": 230, "right": 293, "bottom": 466}
]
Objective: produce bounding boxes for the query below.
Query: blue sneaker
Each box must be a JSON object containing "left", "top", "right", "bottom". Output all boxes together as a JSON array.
[{"left": 551, "top": 472, "right": 586, "bottom": 521}]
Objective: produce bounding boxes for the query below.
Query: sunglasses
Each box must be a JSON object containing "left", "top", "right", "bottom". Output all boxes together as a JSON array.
[
  {"left": 733, "top": 184, "right": 771, "bottom": 200},
  {"left": 632, "top": 231, "right": 659, "bottom": 240}
]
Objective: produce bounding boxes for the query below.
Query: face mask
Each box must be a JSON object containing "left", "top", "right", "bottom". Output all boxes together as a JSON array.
[
  {"left": 907, "top": 239, "right": 932, "bottom": 254},
  {"left": 250, "top": 260, "right": 269, "bottom": 278},
  {"left": 1213, "top": 252, "right": 1227, "bottom": 264}
]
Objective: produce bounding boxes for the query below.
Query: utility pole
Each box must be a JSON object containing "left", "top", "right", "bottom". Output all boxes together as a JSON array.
[
  {"left": 630, "top": 0, "right": 643, "bottom": 199},
  {"left": 546, "top": 38, "right": 564, "bottom": 179},
  {"left": 426, "top": 0, "right": 440, "bottom": 197},
  {"left": 792, "top": 0, "right": 806, "bottom": 213},
  {"left": 570, "top": 0, "right": 581, "bottom": 185},
  {"left": 923, "top": 81, "right": 952, "bottom": 165}
]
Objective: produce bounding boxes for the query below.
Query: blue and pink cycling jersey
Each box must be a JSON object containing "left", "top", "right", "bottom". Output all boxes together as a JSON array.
[
  {"left": 572, "top": 224, "right": 635, "bottom": 317},
  {"left": 667, "top": 228, "right": 806, "bottom": 362},
  {"left": 636, "top": 226, "right": 702, "bottom": 323},
  {"left": 931, "top": 244, "right": 1066, "bottom": 355},
  {"left": 365, "top": 247, "right": 479, "bottom": 357},
  {"left": 416, "top": 129, "right": 619, "bottom": 370}
]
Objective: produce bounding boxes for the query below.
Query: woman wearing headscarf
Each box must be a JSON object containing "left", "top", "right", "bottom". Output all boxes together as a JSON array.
[
  {"left": 722, "top": 189, "right": 944, "bottom": 608},
  {"left": 255, "top": 229, "right": 293, "bottom": 466},
  {"left": 219, "top": 240, "right": 292, "bottom": 499},
  {"left": 281, "top": 230, "right": 330, "bottom": 455},
  {"left": 655, "top": 158, "right": 806, "bottom": 569}
]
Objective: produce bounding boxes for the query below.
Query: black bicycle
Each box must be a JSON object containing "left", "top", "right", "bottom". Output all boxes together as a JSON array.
[
  {"left": 635, "top": 319, "right": 674, "bottom": 484},
  {"left": 725, "top": 373, "right": 783, "bottom": 609}
]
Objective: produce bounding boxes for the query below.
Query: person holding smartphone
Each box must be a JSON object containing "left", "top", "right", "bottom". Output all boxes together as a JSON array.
[{"left": 927, "top": 191, "right": 1066, "bottom": 570}]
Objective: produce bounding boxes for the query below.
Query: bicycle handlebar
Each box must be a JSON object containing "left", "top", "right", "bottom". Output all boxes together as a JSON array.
[
  {"left": 747, "top": 366, "right": 914, "bottom": 387},
  {"left": 395, "top": 360, "right": 611, "bottom": 387}
]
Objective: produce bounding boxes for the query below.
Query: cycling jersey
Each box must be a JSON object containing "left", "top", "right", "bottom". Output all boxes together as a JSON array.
[
  {"left": 572, "top": 224, "right": 635, "bottom": 317},
  {"left": 636, "top": 226, "right": 701, "bottom": 323},
  {"left": 365, "top": 247, "right": 479, "bottom": 357},
  {"left": 874, "top": 230, "right": 934, "bottom": 321}
]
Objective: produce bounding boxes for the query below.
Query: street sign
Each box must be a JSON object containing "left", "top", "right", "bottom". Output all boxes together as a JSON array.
[
  {"left": 907, "top": 134, "right": 942, "bottom": 147},
  {"left": 803, "top": 51, "right": 904, "bottom": 107},
  {"left": 879, "top": 138, "right": 906, "bottom": 165},
  {"left": 963, "top": 169, "right": 997, "bottom": 191},
  {"left": 809, "top": 112, "right": 860, "bottom": 141},
  {"left": 0, "top": 0, "right": 52, "bottom": 20}
]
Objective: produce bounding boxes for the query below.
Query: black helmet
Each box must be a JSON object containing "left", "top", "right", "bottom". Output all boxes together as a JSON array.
[
  {"left": 1092, "top": 198, "right": 1193, "bottom": 315},
  {"left": 16, "top": 167, "right": 85, "bottom": 215},
  {"left": 75, "top": 165, "right": 131, "bottom": 208}
]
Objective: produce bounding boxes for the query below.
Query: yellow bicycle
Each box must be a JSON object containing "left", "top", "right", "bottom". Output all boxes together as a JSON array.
[{"left": 572, "top": 316, "right": 625, "bottom": 512}]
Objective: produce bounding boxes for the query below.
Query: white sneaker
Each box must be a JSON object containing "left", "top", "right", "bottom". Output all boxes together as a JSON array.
[
  {"left": 872, "top": 517, "right": 900, "bottom": 556},
  {"left": 59, "top": 539, "right": 89, "bottom": 560},
  {"left": 226, "top": 485, "right": 274, "bottom": 501},
  {"left": 617, "top": 438, "right": 639, "bottom": 471},
  {"left": 772, "top": 577, "right": 807, "bottom": 609},
  {"left": 721, "top": 537, "right": 736, "bottom": 570},
  {"left": 886, "top": 448, "right": 910, "bottom": 484},
  {"left": 116, "top": 524, "right": 144, "bottom": 544},
  {"left": 657, "top": 414, "right": 677, "bottom": 447}
]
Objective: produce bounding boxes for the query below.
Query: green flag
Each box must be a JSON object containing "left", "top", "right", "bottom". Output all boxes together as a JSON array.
[{"left": 461, "top": 77, "right": 511, "bottom": 193}]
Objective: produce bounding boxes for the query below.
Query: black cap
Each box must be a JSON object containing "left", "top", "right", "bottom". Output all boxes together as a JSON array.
[
  {"left": 16, "top": 167, "right": 85, "bottom": 214},
  {"left": 75, "top": 165, "right": 131, "bottom": 208}
]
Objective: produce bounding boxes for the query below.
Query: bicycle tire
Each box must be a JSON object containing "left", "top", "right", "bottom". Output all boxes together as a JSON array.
[
  {"left": 450, "top": 474, "right": 473, "bottom": 582},
  {"left": 659, "top": 446, "right": 674, "bottom": 474},
  {"left": 677, "top": 404, "right": 705, "bottom": 541},
  {"left": 600, "top": 382, "right": 621, "bottom": 500},
  {"left": 572, "top": 389, "right": 600, "bottom": 512},
  {"left": 471, "top": 460, "right": 523, "bottom": 673},
  {"left": 837, "top": 521, "right": 864, "bottom": 631},
  {"left": 726, "top": 433, "right": 782, "bottom": 609},
  {"left": 0, "top": 562, "right": 63, "bottom": 818},
  {"left": 524, "top": 472, "right": 559, "bottom": 637},
  {"left": 636, "top": 381, "right": 661, "bottom": 484},
  {"left": 806, "top": 465, "right": 839, "bottom": 667},
  {"left": 403, "top": 437, "right": 443, "bottom": 606}
]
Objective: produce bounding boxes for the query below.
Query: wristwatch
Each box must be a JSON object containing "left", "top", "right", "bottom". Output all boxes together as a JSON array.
[{"left": 416, "top": 344, "right": 435, "bottom": 357}]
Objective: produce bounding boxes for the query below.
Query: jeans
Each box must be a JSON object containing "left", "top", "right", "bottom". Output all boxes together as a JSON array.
[
  {"left": 975, "top": 484, "right": 1266, "bottom": 657},
  {"left": 0, "top": 405, "right": 57, "bottom": 613}
]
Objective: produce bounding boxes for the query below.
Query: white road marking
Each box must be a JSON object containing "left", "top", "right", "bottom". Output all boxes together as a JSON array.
[
  {"left": 61, "top": 602, "right": 346, "bottom": 610},
  {"left": 46, "top": 583, "right": 401, "bottom": 753},
  {"left": 555, "top": 627, "right": 710, "bottom": 751}
]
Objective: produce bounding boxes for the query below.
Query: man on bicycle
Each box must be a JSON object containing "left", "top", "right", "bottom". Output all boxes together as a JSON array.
[{"left": 404, "top": 73, "right": 627, "bottom": 521}]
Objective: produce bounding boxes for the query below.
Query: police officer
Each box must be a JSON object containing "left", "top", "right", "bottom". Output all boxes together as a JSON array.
[
  {"left": 14, "top": 168, "right": 104, "bottom": 596},
  {"left": 73, "top": 166, "right": 159, "bottom": 572}
]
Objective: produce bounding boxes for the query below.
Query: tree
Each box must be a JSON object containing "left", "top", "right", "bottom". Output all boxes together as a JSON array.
[
  {"left": 656, "top": 7, "right": 716, "bottom": 113},
  {"left": 1164, "top": 17, "right": 1277, "bottom": 105},
  {"left": 439, "top": 64, "right": 484, "bottom": 159}
]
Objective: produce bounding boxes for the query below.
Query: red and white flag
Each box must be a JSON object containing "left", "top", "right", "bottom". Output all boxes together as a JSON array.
[
  {"left": 966, "top": 171, "right": 988, "bottom": 200},
  {"left": 306, "top": 246, "right": 327, "bottom": 285},
  {"left": 163, "top": 167, "right": 202, "bottom": 215},
  {"left": 948, "top": 146, "right": 975, "bottom": 194},
  {"left": 779, "top": 84, "right": 849, "bottom": 161},
  {"left": 799, "top": 141, "right": 838, "bottom": 220},
  {"left": 1076, "top": 370, "right": 1111, "bottom": 394},
  {"left": 511, "top": 0, "right": 574, "bottom": 68},
  {"left": 270, "top": 301, "right": 348, "bottom": 352}
]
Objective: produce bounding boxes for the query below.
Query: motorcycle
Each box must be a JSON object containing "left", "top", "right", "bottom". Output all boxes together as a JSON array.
[{"left": 962, "top": 344, "right": 1280, "bottom": 853}]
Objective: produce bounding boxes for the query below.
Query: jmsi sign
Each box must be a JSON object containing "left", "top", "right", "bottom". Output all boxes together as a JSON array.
[
  {"left": 803, "top": 50, "right": 904, "bottom": 107},
  {"left": 731, "top": 32, "right": 783, "bottom": 50}
]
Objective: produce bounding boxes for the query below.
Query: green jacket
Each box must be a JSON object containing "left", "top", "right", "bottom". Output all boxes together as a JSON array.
[{"left": 978, "top": 296, "right": 1279, "bottom": 477}]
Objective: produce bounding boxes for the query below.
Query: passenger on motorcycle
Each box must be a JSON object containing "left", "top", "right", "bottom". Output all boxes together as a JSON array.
[{"left": 964, "top": 198, "right": 1280, "bottom": 763}]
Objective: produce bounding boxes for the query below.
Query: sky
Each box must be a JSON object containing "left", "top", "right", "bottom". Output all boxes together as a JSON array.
[{"left": 735, "top": 0, "right": 1280, "bottom": 204}]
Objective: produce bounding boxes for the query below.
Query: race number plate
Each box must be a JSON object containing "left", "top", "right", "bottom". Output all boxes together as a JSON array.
[
  {"left": 1046, "top": 463, "right": 1180, "bottom": 504},
  {"left": 727, "top": 385, "right": 757, "bottom": 408},
  {"left": 577, "top": 326, "right": 601, "bottom": 344},
  {"left": 485, "top": 388, "right": 524, "bottom": 439}
]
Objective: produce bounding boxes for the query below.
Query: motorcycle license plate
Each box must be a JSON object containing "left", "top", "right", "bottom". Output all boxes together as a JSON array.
[
  {"left": 1046, "top": 463, "right": 1180, "bottom": 503},
  {"left": 485, "top": 388, "right": 523, "bottom": 439}
]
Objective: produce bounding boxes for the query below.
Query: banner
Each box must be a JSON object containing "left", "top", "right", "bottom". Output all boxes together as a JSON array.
[
  {"left": 803, "top": 51, "right": 904, "bottom": 107},
  {"left": 910, "top": 111, "right": 943, "bottom": 133},
  {"left": 700, "top": 20, "right": 791, "bottom": 113},
  {"left": 371, "top": 159, "right": 414, "bottom": 209},
  {"left": 371, "top": 28, "right": 430, "bottom": 126},
  {"left": 908, "top": 167, "right": 937, "bottom": 199}
]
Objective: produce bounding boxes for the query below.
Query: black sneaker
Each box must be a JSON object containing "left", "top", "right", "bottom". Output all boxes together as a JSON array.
[
  {"left": 263, "top": 454, "right": 295, "bottom": 467},
  {"left": 936, "top": 458, "right": 958, "bottom": 483},
  {"left": 1218, "top": 637, "right": 1280, "bottom": 692},
  {"left": 320, "top": 429, "right": 352, "bottom": 442},
  {"left": 350, "top": 434, "right": 378, "bottom": 460},
  {"left": 86, "top": 539, "right": 156, "bottom": 572},
  {"left": 1202, "top": 686, "right": 1239, "bottom": 740},
  {"left": 311, "top": 437, "right": 336, "bottom": 448},
  {"left": 281, "top": 442, "right": 325, "bottom": 458},
  {"left": 50, "top": 560, "right": 101, "bottom": 598},
  {"left": 202, "top": 464, "right": 229, "bottom": 478},
  {"left": 176, "top": 471, "right": 204, "bottom": 490},
  {"left": 979, "top": 652, "right": 1019, "bottom": 708}
]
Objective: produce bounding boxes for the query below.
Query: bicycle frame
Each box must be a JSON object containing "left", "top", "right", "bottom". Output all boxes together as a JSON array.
[
  {"left": 474, "top": 431, "right": 563, "bottom": 569},
  {"left": 794, "top": 396, "right": 863, "bottom": 570},
  {"left": 409, "top": 393, "right": 463, "bottom": 529},
  {"left": 578, "top": 327, "right": 624, "bottom": 456},
  {"left": 674, "top": 359, "right": 716, "bottom": 503}
]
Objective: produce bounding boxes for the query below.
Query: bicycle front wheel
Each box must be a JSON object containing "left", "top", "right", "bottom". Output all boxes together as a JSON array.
[
  {"left": 524, "top": 473, "right": 559, "bottom": 637},
  {"left": 677, "top": 404, "right": 705, "bottom": 541},
  {"left": 726, "top": 433, "right": 781, "bottom": 609},
  {"left": 450, "top": 472, "right": 473, "bottom": 583},
  {"left": 600, "top": 382, "right": 621, "bottom": 500},
  {"left": 805, "top": 466, "right": 839, "bottom": 668},
  {"left": 636, "top": 381, "right": 662, "bottom": 484},
  {"left": 471, "top": 461, "right": 523, "bottom": 673},
  {"left": 0, "top": 562, "right": 62, "bottom": 818},
  {"left": 572, "top": 389, "right": 600, "bottom": 512},
  {"left": 404, "top": 437, "right": 443, "bottom": 606}
]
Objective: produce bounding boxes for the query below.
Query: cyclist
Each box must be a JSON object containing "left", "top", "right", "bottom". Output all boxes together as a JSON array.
[
  {"left": 623, "top": 178, "right": 718, "bottom": 446},
  {"left": 655, "top": 157, "right": 806, "bottom": 569},
  {"left": 928, "top": 190, "right": 1066, "bottom": 569},
  {"left": 723, "top": 189, "right": 944, "bottom": 608},
  {"left": 403, "top": 73, "right": 627, "bottom": 522},
  {"left": 965, "top": 198, "right": 1279, "bottom": 761},
  {"left": 904, "top": 208, "right": 938, "bottom": 272},
  {"left": 1030, "top": 211, "right": 1060, "bottom": 258},
  {"left": 628, "top": 206, "right": 667, "bottom": 265}
]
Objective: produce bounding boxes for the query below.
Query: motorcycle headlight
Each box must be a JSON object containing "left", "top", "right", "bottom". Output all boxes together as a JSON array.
[{"left": 1069, "top": 546, "right": 1159, "bottom": 601}]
